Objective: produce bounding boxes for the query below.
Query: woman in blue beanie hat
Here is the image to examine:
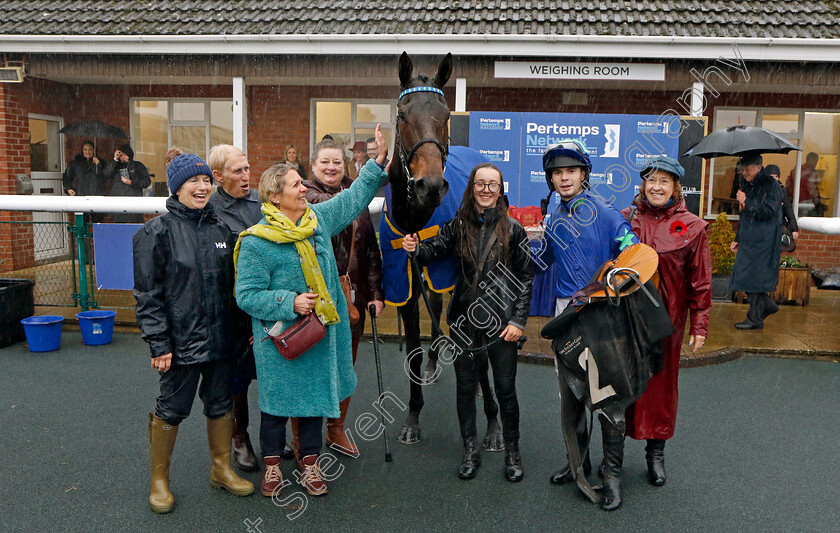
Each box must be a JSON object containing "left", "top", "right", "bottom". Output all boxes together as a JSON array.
[
  {"left": 622, "top": 156, "right": 712, "bottom": 490},
  {"left": 133, "top": 152, "right": 254, "bottom": 513}
]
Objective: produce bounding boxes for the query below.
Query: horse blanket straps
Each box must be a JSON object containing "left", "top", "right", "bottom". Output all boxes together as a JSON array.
[
  {"left": 379, "top": 205, "right": 457, "bottom": 307},
  {"left": 398, "top": 86, "right": 445, "bottom": 100}
]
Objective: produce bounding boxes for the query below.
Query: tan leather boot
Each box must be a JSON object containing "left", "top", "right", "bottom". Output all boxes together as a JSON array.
[
  {"left": 326, "top": 397, "right": 359, "bottom": 456},
  {"left": 206, "top": 412, "right": 255, "bottom": 496},
  {"left": 148, "top": 414, "right": 179, "bottom": 513}
]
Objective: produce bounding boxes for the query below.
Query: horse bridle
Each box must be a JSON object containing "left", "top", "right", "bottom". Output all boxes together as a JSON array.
[{"left": 395, "top": 86, "right": 449, "bottom": 200}]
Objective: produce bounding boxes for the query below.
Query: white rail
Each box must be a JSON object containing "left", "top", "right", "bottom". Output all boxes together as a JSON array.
[
  {"left": 0, "top": 195, "right": 385, "bottom": 215},
  {"left": 797, "top": 217, "right": 840, "bottom": 235}
]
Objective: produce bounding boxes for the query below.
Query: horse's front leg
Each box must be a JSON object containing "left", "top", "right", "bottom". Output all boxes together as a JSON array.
[
  {"left": 476, "top": 352, "right": 504, "bottom": 451},
  {"left": 398, "top": 298, "right": 423, "bottom": 444},
  {"left": 422, "top": 287, "right": 443, "bottom": 384}
]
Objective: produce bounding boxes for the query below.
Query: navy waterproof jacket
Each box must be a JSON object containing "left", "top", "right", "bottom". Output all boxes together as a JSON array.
[
  {"left": 730, "top": 168, "right": 782, "bottom": 293},
  {"left": 537, "top": 189, "right": 638, "bottom": 298},
  {"left": 133, "top": 197, "right": 237, "bottom": 364}
]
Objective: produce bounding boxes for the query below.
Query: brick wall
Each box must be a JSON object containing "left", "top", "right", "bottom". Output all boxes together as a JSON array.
[
  {"left": 0, "top": 83, "right": 36, "bottom": 272},
  {"left": 3, "top": 75, "right": 840, "bottom": 272}
]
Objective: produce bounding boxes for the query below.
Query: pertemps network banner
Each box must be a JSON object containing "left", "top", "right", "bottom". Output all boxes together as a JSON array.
[{"left": 469, "top": 112, "right": 680, "bottom": 209}]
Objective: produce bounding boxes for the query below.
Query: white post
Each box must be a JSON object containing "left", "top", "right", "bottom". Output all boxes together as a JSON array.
[
  {"left": 690, "top": 82, "right": 704, "bottom": 117},
  {"left": 792, "top": 150, "right": 803, "bottom": 218},
  {"left": 455, "top": 78, "right": 467, "bottom": 113},
  {"left": 233, "top": 77, "right": 247, "bottom": 150}
]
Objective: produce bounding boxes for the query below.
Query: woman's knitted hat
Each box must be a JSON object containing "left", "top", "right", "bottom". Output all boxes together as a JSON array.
[{"left": 167, "top": 153, "right": 211, "bottom": 194}]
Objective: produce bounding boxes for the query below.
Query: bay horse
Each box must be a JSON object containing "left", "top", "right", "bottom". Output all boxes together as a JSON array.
[{"left": 383, "top": 52, "right": 503, "bottom": 448}]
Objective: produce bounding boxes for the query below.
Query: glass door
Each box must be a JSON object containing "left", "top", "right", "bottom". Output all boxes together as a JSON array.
[{"left": 29, "top": 114, "right": 70, "bottom": 262}]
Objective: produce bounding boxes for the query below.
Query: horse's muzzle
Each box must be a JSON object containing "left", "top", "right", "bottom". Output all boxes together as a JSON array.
[{"left": 412, "top": 177, "right": 449, "bottom": 207}]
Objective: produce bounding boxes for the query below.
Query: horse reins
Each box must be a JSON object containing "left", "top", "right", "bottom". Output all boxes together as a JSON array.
[{"left": 395, "top": 86, "right": 449, "bottom": 201}]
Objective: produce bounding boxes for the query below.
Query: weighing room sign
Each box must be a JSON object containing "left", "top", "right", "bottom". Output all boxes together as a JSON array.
[{"left": 495, "top": 61, "right": 665, "bottom": 81}]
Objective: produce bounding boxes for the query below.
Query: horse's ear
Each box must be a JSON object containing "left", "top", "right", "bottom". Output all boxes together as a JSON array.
[
  {"left": 399, "top": 52, "right": 413, "bottom": 88},
  {"left": 433, "top": 53, "right": 453, "bottom": 88}
]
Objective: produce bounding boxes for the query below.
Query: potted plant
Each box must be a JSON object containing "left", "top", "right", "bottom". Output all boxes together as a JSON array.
[
  {"left": 708, "top": 212, "right": 736, "bottom": 301},
  {"left": 774, "top": 256, "right": 811, "bottom": 306}
]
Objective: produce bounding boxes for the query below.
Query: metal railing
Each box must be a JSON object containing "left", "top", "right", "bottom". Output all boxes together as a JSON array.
[{"left": 0, "top": 219, "right": 81, "bottom": 307}]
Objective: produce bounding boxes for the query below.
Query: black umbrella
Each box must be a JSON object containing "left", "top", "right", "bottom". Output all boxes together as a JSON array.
[
  {"left": 59, "top": 120, "right": 129, "bottom": 139},
  {"left": 683, "top": 125, "right": 800, "bottom": 158}
]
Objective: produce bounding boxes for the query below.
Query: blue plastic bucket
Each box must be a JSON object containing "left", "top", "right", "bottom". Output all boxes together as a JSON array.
[
  {"left": 20, "top": 315, "right": 64, "bottom": 352},
  {"left": 76, "top": 310, "right": 117, "bottom": 346}
]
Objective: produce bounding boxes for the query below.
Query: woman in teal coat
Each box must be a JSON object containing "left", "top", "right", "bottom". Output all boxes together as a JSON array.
[{"left": 234, "top": 125, "right": 388, "bottom": 498}]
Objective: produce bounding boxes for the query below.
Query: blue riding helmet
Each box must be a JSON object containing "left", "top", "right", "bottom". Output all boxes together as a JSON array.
[
  {"left": 640, "top": 156, "right": 684, "bottom": 181},
  {"left": 542, "top": 141, "right": 592, "bottom": 190},
  {"left": 543, "top": 141, "right": 592, "bottom": 173}
]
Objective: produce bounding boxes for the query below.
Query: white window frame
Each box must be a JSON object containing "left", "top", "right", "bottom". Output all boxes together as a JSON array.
[
  {"left": 310, "top": 98, "right": 395, "bottom": 155},
  {"left": 706, "top": 107, "right": 840, "bottom": 220},
  {"left": 129, "top": 97, "right": 233, "bottom": 159}
]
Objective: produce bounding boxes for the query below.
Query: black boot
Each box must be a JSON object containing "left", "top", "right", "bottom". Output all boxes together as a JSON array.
[
  {"left": 231, "top": 394, "right": 258, "bottom": 472},
  {"left": 458, "top": 438, "right": 481, "bottom": 479},
  {"left": 645, "top": 439, "right": 666, "bottom": 486},
  {"left": 598, "top": 427, "right": 624, "bottom": 512},
  {"left": 550, "top": 456, "right": 591, "bottom": 484},
  {"left": 550, "top": 415, "right": 590, "bottom": 484},
  {"left": 504, "top": 440, "right": 523, "bottom": 482}
]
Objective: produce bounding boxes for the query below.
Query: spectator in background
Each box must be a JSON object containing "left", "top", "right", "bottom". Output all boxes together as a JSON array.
[
  {"left": 348, "top": 141, "right": 368, "bottom": 180},
  {"left": 366, "top": 137, "right": 378, "bottom": 160},
  {"left": 283, "top": 144, "right": 308, "bottom": 179},
  {"left": 164, "top": 146, "right": 183, "bottom": 167},
  {"left": 731, "top": 152, "right": 782, "bottom": 330},
  {"left": 367, "top": 136, "right": 389, "bottom": 167},
  {"left": 63, "top": 140, "right": 104, "bottom": 223},
  {"left": 63, "top": 140, "right": 103, "bottom": 197},
  {"left": 104, "top": 143, "right": 151, "bottom": 223},
  {"left": 766, "top": 164, "right": 799, "bottom": 249},
  {"left": 787, "top": 152, "right": 826, "bottom": 217}
]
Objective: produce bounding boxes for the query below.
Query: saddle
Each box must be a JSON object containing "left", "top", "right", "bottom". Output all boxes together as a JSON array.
[{"left": 541, "top": 243, "right": 661, "bottom": 340}]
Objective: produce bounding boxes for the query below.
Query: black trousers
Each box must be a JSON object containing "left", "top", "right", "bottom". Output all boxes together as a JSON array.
[
  {"left": 260, "top": 413, "right": 322, "bottom": 458},
  {"left": 453, "top": 339, "right": 520, "bottom": 443},
  {"left": 746, "top": 292, "right": 777, "bottom": 324},
  {"left": 155, "top": 359, "right": 233, "bottom": 425}
]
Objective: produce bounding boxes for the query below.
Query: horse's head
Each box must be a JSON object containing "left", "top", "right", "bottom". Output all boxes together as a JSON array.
[{"left": 394, "top": 52, "right": 452, "bottom": 209}]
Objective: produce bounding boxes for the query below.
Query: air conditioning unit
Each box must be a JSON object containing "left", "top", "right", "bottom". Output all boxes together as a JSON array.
[{"left": 0, "top": 66, "right": 25, "bottom": 83}]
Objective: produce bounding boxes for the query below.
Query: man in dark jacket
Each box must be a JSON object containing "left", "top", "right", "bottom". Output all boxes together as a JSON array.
[
  {"left": 104, "top": 143, "right": 151, "bottom": 223},
  {"left": 207, "top": 144, "right": 265, "bottom": 472},
  {"left": 731, "top": 152, "right": 783, "bottom": 330}
]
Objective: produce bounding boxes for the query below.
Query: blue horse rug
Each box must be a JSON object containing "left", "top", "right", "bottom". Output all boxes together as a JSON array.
[{"left": 379, "top": 146, "right": 490, "bottom": 306}]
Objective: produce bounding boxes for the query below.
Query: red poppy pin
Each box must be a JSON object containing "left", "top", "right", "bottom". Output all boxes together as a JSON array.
[{"left": 670, "top": 220, "right": 687, "bottom": 237}]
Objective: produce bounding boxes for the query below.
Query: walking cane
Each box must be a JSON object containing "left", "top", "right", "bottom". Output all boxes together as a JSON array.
[{"left": 369, "top": 303, "right": 393, "bottom": 462}]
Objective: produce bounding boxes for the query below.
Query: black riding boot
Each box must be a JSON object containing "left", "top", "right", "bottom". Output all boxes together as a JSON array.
[
  {"left": 550, "top": 414, "right": 590, "bottom": 484},
  {"left": 599, "top": 427, "right": 625, "bottom": 512},
  {"left": 458, "top": 437, "right": 481, "bottom": 479},
  {"left": 645, "top": 439, "right": 666, "bottom": 486},
  {"left": 504, "top": 440, "right": 523, "bottom": 482}
]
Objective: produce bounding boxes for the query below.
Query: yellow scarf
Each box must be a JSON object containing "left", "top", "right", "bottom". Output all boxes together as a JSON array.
[{"left": 234, "top": 202, "right": 340, "bottom": 325}]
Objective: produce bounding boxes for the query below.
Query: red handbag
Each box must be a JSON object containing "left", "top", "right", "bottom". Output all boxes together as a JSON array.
[{"left": 261, "top": 312, "right": 325, "bottom": 360}]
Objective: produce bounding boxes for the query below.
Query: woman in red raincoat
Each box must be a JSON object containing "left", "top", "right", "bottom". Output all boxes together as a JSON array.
[{"left": 621, "top": 156, "right": 712, "bottom": 487}]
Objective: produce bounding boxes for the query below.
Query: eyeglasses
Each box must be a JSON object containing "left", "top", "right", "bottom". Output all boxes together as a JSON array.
[{"left": 473, "top": 182, "right": 501, "bottom": 192}]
